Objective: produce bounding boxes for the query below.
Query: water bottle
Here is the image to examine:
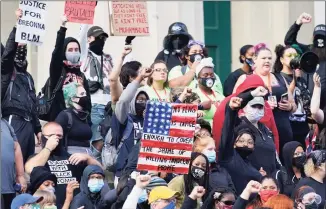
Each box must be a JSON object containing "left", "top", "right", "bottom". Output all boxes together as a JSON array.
[{"left": 14, "top": 183, "right": 22, "bottom": 193}]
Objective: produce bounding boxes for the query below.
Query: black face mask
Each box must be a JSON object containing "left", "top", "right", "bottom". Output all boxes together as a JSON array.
[
  {"left": 199, "top": 77, "right": 215, "bottom": 89},
  {"left": 190, "top": 53, "right": 203, "bottom": 63},
  {"left": 235, "top": 146, "right": 254, "bottom": 158},
  {"left": 89, "top": 38, "right": 105, "bottom": 55},
  {"left": 292, "top": 154, "right": 306, "bottom": 169},
  {"left": 14, "top": 45, "right": 28, "bottom": 69},
  {"left": 305, "top": 202, "right": 319, "bottom": 209},
  {"left": 171, "top": 38, "right": 185, "bottom": 52},
  {"left": 191, "top": 166, "right": 205, "bottom": 179},
  {"left": 41, "top": 135, "right": 64, "bottom": 156},
  {"left": 135, "top": 102, "right": 146, "bottom": 116},
  {"left": 245, "top": 58, "right": 254, "bottom": 68},
  {"left": 313, "top": 35, "right": 325, "bottom": 48},
  {"left": 76, "top": 96, "right": 88, "bottom": 109}
]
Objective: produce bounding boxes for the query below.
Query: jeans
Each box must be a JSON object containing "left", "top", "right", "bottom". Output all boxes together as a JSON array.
[{"left": 90, "top": 104, "right": 106, "bottom": 160}]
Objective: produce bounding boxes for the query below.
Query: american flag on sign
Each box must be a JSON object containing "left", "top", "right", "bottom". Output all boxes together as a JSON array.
[{"left": 137, "top": 102, "right": 198, "bottom": 174}]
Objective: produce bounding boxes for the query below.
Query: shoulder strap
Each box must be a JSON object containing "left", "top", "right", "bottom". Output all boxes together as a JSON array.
[
  {"left": 63, "top": 110, "right": 73, "bottom": 149},
  {"left": 48, "top": 69, "right": 66, "bottom": 102},
  {"left": 8, "top": 69, "right": 17, "bottom": 101},
  {"left": 181, "top": 66, "right": 187, "bottom": 75}
]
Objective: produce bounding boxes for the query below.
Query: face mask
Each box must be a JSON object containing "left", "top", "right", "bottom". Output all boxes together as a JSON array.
[
  {"left": 163, "top": 201, "right": 176, "bottom": 209},
  {"left": 313, "top": 35, "right": 325, "bottom": 48},
  {"left": 138, "top": 190, "right": 148, "bottom": 203},
  {"left": 259, "top": 190, "right": 278, "bottom": 202},
  {"left": 89, "top": 38, "right": 105, "bottom": 55},
  {"left": 45, "top": 186, "right": 55, "bottom": 193},
  {"left": 43, "top": 206, "right": 57, "bottom": 209},
  {"left": 235, "top": 146, "right": 254, "bottom": 158},
  {"left": 305, "top": 202, "right": 319, "bottom": 209},
  {"left": 200, "top": 78, "right": 216, "bottom": 89},
  {"left": 203, "top": 150, "right": 216, "bottom": 163},
  {"left": 88, "top": 179, "right": 104, "bottom": 193},
  {"left": 135, "top": 102, "right": 146, "bottom": 116},
  {"left": 27, "top": 204, "right": 40, "bottom": 209},
  {"left": 292, "top": 154, "right": 306, "bottom": 169},
  {"left": 190, "top": 53, "right": 203, "bottom": 63},
  {"left": 191, "top": 166, "right": 205, "bottom": 179},
  {"left": 65, "top": 52, "right": 81, "bottom": 64},
  {"left": 245, "top": 58, "right": 254, "bottom": 67},
  {"left": 14, "top": 45, "right": 27, "bottom": 68},
  {"left": 245, "top": 106, "right": 264, "bottom": 123},
  {"left": 75, "top": 96, "right": 88, "bottom": 109}
]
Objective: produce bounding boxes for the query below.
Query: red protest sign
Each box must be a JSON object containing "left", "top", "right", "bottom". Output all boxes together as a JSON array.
[
  {"left": 111, "top": 1, "right": 149, "bottom": 36},
  {"left": 64, "top": 1, "right": 96, "bottom": 24},
  {"left": 137, "top": 102, "right": 197, "bottom": 174}
]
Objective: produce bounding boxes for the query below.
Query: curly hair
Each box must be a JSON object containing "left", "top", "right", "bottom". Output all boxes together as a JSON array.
[
  {"left": 119, "top": 61, "right": 142, "bottom": 88},
  {"left": 273, "top": 44, "right": 297, "bottom": 73},
  {"left": 62, "top": 82, "right": 79, "bottom": 108},
  {"left": 181, "top": 45, "right": 209, "bottom": 65}
]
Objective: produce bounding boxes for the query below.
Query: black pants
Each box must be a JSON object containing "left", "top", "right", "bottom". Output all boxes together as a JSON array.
[
  {"left": 5, "top": 115, "right": 35, "bottom": 163},
  {"left": 1, "top": 193, "right": 16, "bottom": 209}
]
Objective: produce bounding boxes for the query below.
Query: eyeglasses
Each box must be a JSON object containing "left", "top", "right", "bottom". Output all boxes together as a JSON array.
[
  {"left": 284, "top": 53, "right": 298, "bottom": 58},
  {"left": 154, "top": 68, "right": 168, "bottom": 73},
  {"left": 236, "top": 139, "right": 254, "bottom": 145}
]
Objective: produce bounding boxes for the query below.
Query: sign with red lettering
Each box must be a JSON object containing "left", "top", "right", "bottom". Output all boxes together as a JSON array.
[
  {"left": 64, "top": 1, "right": 96, "bottom": 24},
  {"left": 137, "top": 102, "right": 197, "bottom": 174},
  {"left": 111, "top": 1, "right": 149, "bottom": 36}
]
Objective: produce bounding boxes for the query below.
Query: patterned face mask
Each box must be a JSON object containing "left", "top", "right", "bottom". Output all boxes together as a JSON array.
[{"left": 191, "top": 166, "right": 205, "bottom": 179}]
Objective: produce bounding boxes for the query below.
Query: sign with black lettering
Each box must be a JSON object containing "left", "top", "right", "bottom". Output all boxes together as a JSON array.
[
  {"left": 137, "top": 102, "right": 197, "bottom": 174},
  {"left": 16, "top": 0, "right": 47, "bottom": 45}
]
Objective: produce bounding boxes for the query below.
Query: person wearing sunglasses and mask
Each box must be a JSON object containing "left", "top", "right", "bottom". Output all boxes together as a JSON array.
[
  {"left": 168, "top": 41, "right": 223, "bottom": 94},
  {"left": 140, "top": 60, "right": 171, "bottom": 102},
  {"left": 201, "top": 187, "right": 236, "bottom": 209},
  {"left": 1, "top": 9, "right": 42, "bottom": 163},
  {"left": 223, "top": 45, "right": 254, "bottom": 97},
  {"left": 194, "top": 57, "right": 224, "bottom": 125},
  {"left": 54, "top": 82, "right": 92, "bottom": 155},
  {"left": 274, "top": 141, "right": 306, "bottom": 197},
  {"left": 294, "top": 186, "right": 322, "bottom": 209}
]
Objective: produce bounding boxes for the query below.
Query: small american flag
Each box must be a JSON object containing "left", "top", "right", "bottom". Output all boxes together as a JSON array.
[{"left": 137, "top": 102, "right": 198, "bottom": 174}]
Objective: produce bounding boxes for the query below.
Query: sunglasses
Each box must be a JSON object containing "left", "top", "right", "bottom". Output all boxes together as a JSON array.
[{"left": 222, "top": 201, "right": 235, "bottom": 206}]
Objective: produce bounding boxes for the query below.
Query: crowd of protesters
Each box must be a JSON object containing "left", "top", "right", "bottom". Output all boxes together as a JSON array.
[{"left": 1, "top": 8, "right": 326, "bottom": 209}]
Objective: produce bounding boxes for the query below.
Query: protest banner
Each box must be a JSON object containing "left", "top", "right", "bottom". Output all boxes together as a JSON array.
[
  {"left": 110, "top": 1, "right": 149, "bottom": 36},
  {"left": 16, "top": 1, "right": 48, "bottom": 45},
  {"left": 64, "top": 1, "right": 96, "bottom": 24},
  {"left": 137, "top": 102, "right": 198, "bottom": 174}
]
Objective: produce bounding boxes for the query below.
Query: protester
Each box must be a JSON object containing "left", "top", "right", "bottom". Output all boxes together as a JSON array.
[
  {"left": 1, "top": 9, "right": 42, "bottom": 163},
  {"left": 201, "top": 186, "right": 236, "bottom": 209},
  {"left": 293, "top": 186, "right": 322, "bottom": 209},
  {"left": 292, "top": 150, "right": 325, "bottom": 209},
  {"left": 47, "top": 15, "right": 91, "bottom": 122},
  {"left": 155, "top": 22, "right": 193, "bottom": 70},
  {"left": 140, "top": 60, "right": 171, "bottom": 102},
  {"left": 10, "top": 193, "right": 43, "bottom": 209},
  {"left": 27, "top": 166, "right": 57, "bottom": 195},
  {"left": 33, "top": 190, "right": 57, "bottom": 209},
  {"left": 1, "top": 118, "right": 26, "bottom": 209},
  {"left": 55, "top": 81, "right": 92, "bottom": 154},
  {"left": 242, "top": 97, "right": 279, "bottom": 175},
  {"left": 148, "top": 186, "right": 180, "bottom": 209},
  {"left": 311, "top": 73, "right": 325, "bottom": 128},
  {"left": 196, "top": 119, "right": 212, "bottom": 138},
  {"left": 112, "top": 68, "right": 152, "bottom": 183},
  {"left": 263, "top": 194, "right": 294, "bottom": 209},
  {"left": 273, "top": 44, "right": 311, "bottom": 148},
  {"left": 274, "top": 141, "right": 306, "bottom": 197},
  {"left": 179, "top": 186, "right": 206, "bottom": 209},
  {"left": 218, "top": 87, "right": 268, "bottom": 194},
  {"left": 195, "top": 57, "right": 225, "bottom": 125},
  {"left": 25, "top": 122, "right": 102, "bottom": 207},
  {"left": 223, "top": 45, "right": 254, "bottom": 97},
  {"left": 168, "top": 152, "right": 210, "bottom": 208},
  {"left": 193, "top": 136, "right": 236, "bottom": 191},
  {"left": 70, "top": 165, "right": 116, "bottom": 209},
  {"left": 234, "top": 43, "right": 296, "bottom": 161}
]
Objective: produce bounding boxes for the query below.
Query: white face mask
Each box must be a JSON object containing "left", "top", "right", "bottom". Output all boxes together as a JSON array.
[
  {"left": 244, "top": 106, "right": 264, "bottom": 123},
  {"left": 45, "top": 186, "right": 55, "bottom": 193},
  {"left": 65, "top": 52, "right": 80, "bottom": 64}
]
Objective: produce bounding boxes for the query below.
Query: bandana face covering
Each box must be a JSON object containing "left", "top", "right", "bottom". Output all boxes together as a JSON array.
[{"left": 14, "top": 45, "right": 27, "bottom": 68}]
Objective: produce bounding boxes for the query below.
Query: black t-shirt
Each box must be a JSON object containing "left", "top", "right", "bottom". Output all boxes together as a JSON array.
[
  {"left": 292, "top": 177, "right": 325, "bottom": 209},
  {"left": 55, "top": 108, "right": 92, "bottom": 147},
  {"left": 223, "top": 68, "right": 247, "bottom": 97},
  {"left": 45, "top": 154, "right": 87, "bottom": 207}
]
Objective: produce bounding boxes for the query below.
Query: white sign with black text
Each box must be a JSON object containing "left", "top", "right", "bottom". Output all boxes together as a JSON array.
[{"left": 15, "top": 1, "right": 47, "bottom": 45}]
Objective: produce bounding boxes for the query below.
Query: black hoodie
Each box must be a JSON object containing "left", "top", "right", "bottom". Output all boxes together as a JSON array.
[
  {"left": 47, "top": 26, "right": 91, "bottom": 121},
  {"left": 70, "top": 165, "right": 116, "bottom": 209},
  {"left": 274, "top": 141, "right": 304, "bottom": 196},
  {"left": 27, "top": 166, "right": 57, "bottom": 194}
]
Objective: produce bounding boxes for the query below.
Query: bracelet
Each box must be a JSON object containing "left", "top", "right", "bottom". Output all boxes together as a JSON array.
[{"left": 44, "top": 147, "right": 52, "bottom": 153}]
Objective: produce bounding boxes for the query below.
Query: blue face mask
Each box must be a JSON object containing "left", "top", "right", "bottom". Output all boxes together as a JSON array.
[
  {"left": 163, "top": 201, "right": 176, "bottom": 209},
  {"left": 138, "top": 190, "right": 148, "bottom": 203},
  {"left": 88, "top": 179, "right": 104, "bottom": 193},
  {"left": 204, "top": 150, "right": 216, "bottom": 163}
]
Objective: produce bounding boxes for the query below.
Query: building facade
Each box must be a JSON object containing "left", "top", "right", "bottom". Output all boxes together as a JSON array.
[{"left": 1, "top": 1, "right": 324, "bottom": 91}]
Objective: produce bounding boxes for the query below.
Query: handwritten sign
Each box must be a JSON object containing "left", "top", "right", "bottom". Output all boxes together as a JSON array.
[
  {"left": 64, "top": 1, "right": 96, "bottom": 24},
  {"left": 137, "top": 102, "right": 198, "bottom": 174},
  {"left": 111, "top": 1, "right": 149, "bottom": 36},
  {"left": 16, "top": 0, "right": 48, "bottom": 45}
]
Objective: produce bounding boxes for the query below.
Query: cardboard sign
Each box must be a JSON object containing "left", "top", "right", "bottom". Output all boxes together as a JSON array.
[
  {"left": 137, "top": 102, "right": 197, "bottom": 174},
  {"left": 64, "top": 1, "right": 96, "bottom": 24},
  {"left": 111, "top": 1, "right": 149, "bottom": 36},
  {"left": 16, "top": 1, "right": 48, "bottom": 45}
]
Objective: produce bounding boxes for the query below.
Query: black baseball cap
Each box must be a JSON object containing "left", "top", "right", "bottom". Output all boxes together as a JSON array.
[
  {"left": 87, "top": 26, "right": 108, "bottom": 38},
  {"left": 313, "top": 24, "right": 326, "bottom": 37}
]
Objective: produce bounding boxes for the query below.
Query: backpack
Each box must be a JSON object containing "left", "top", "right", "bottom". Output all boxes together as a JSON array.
[
  {"left": 99, "top": 102, "right": 113, "bottom": 138},
  {"left": 36, "top": 70, "right": 66, "bottom": 121}
]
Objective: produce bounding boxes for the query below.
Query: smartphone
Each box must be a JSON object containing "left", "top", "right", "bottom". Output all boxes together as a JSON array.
[{"left": 281, "top": 93, "right": 288, "bottom": 102}]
